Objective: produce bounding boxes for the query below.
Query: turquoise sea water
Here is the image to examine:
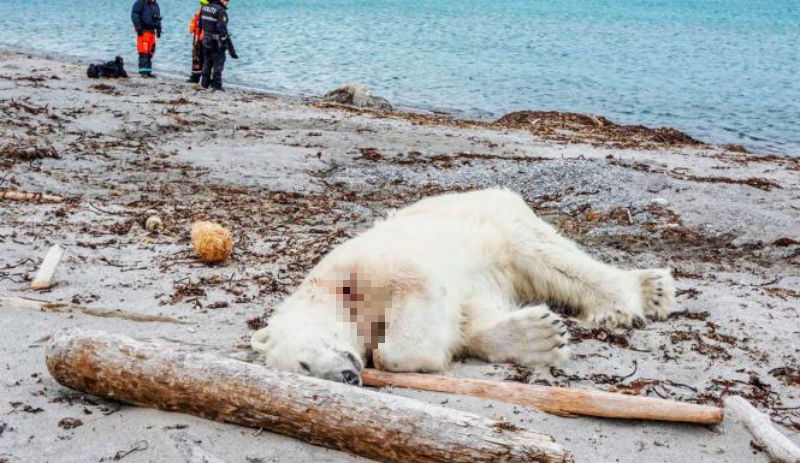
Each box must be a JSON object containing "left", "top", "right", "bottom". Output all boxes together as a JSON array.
[{"left": 0, "top": 0, "right": 798, "bottom": 155}]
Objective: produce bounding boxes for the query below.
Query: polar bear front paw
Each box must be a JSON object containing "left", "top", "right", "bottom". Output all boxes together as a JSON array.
[
  {"left": 580, "top": 279, "right": 646, "bottom": 329},
  {"left": 581, "top": 269, "right": 675, "bottom": 329},
  {"left": 583, "top": 304, "right": 646, "bottom": 330},
  {"left": 468, "top": 304, "right": 570, "bottom": 368},
  {"left": 637, "top": 268, "right": 676, "bottom": 320}
]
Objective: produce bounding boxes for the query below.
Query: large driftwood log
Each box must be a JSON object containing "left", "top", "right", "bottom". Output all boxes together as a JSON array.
[
  {"left": 46, "top": 329, "right": 572, "bottom": 463},
  {"left": 0, "top": 190, "right": 63, "bottom": 202},
  {"left": 361, "top": 369, "right": 723, "bottom": 425},
  {"left": 725, "top": 396, "right": 800, "bottom": 463}
]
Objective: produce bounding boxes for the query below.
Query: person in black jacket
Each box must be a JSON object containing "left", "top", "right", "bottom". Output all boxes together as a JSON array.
[
  {"left": 131, "top": 0, "right": 162, "bottom": 78},
  {"left": 199, "top": 0, "right": 231, "bottom": 90}
]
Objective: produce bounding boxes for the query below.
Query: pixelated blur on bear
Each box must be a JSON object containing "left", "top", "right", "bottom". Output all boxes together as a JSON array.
[{"left": 251, "top": 188, "right": 675, "bottom": 384}]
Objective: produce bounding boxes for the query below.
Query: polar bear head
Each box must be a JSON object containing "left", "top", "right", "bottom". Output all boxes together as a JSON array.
[
  {"left": 251, "top": 257, "right": 398, "bottom": 385},
  {"left": 251, "top": 321, "right": 364, "bottom": 385}
]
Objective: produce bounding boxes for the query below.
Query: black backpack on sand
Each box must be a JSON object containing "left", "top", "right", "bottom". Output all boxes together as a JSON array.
[{"left": 87, "top": 56, "right": 128, "bottom": 79}]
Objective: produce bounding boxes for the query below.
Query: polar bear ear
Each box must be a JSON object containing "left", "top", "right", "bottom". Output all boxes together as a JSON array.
[{"left": 250, "top": 327, "right": 270, "bottom": 351}]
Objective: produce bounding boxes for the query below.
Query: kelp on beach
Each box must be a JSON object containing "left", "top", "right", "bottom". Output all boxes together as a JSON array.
[{"left": 317, "top": 102, "right": 711, "bottom": 151}]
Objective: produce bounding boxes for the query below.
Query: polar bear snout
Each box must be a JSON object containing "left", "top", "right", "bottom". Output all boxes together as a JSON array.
[
  {"left": 252, "top": 324, "right": 365, "bottom": 386},
  {"left": 302, "top": 358, "right": 361, "bottom": 385},
  {"left": 301, "top": 347, "right": 363, "bottom": 386},
  {"left": 340, "top": 368, "right": 361, "bottom": 386},
  {"left": 320, "top": 349, "right": 363, "bottom": 386}
]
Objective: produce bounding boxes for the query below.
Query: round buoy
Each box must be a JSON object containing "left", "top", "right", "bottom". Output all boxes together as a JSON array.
[{"left": 191, "top": 220, "right": 232, "bottom": 263}]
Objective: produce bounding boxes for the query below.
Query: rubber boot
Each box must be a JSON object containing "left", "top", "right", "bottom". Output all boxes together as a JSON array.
[
  {"left": 212, "top": 74, "right": 224, "bottom": 91},
  {"left": 138, "top": 53, "right": 153, "bottom": 78}
]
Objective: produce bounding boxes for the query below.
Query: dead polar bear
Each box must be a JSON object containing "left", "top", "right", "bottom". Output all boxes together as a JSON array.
[{"left": 251, "top": 188, "right": 675, "bottom": 384}]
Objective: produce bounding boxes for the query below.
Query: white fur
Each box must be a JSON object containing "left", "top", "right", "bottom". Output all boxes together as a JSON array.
[{"left": 252, "top": 189, "right": 676, "bottom": 382}]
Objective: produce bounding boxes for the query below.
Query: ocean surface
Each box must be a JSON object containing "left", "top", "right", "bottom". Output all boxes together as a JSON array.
[{"left": 0, "top": 0, "right": 798, "bottom": 155}]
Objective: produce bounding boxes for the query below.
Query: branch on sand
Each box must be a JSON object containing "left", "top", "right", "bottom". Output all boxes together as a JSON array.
[
  {"left": 0, "top": 190, "right": 64, "bottom": 202},
  {"left": 1, "top": 296, "right": 189, "bottom": 325}
]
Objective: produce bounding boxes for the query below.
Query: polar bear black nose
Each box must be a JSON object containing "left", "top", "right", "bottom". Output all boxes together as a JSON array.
[{"left": 341, "top": 369, "right": 361, "bottom": 386}]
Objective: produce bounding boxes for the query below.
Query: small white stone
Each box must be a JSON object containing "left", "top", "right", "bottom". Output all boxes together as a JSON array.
[
  {"left": 145, "top": 215, "right": 162, "bottom": 233},
  {"left": 651, "top": 197, "right": 670, "bottom": 207}
]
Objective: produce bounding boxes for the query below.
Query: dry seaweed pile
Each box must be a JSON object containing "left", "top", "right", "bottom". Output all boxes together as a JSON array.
[
  {"left": 0, "top": 143, "right": 59, "bottom": 168},
  {"left": 317, "top": 103, "right": 707, "bottom": 151},
  {"left": 494, "top": 110, "right": 704, "bottom": 150}
]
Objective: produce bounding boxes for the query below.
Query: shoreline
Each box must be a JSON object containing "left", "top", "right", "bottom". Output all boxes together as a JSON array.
[
  {"left": 5, "top": 45, "right": 795, "bottom": 157},
  {"left": 1, "top": 48, "right": 799, "bottom": 463}
]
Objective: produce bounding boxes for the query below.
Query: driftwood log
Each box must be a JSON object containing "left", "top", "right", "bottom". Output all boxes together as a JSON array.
[
  {"left": 46, "top": 329, "right": 573, "bottom": 463},
  {"left": 725, "top": 396, "right": 800, "bottom": 463},
  {"left": 361, "top": 369, "right": 723, "bottom": 425},
  {"left": 0, "top": 190, "right": 63, "bottom": 202}
]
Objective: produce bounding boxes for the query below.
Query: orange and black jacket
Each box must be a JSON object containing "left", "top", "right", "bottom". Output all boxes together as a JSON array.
[{"left": 189, "top": 8, "right": 204, "bottom": 40}]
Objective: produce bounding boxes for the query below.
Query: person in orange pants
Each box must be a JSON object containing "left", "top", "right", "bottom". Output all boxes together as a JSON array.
[
  {"left": 131, "top": 0, "right": 162, "bottom": 78},
  {"left": 187, "top": 0, "right": 207, "bottom": 83}
]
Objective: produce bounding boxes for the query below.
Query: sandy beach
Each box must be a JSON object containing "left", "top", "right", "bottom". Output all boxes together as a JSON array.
[{"left": 1, "top": 49, "right": 799, "bottom": 463}]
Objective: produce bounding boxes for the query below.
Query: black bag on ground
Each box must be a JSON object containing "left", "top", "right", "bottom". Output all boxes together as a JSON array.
[{"left": 87, "top": 56, "right": 128, "bottom": 79}]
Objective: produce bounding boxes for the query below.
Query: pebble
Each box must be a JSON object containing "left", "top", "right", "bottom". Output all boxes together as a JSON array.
[{"left": 145, "top": 215, "right": 163, "bottom": 232}]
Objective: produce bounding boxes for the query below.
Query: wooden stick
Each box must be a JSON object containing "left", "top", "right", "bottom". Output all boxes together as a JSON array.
[
  {"left": 0, "top": 296, "right": 189, "bottom": 324},
  {"left": 0, "top": 190, "right": 63, "bottom": 202},
  {"left": 361, "top": 368, "right": 723, "bottom": 425},
  {"left": 725, "top": 396, "right": 800, "bottom": 463},
  {"left": 31, "top": 244, "right": 64, "bottom": 290},
  {"left": 46, "top": 329, "right": 573, "bottom": 463}
]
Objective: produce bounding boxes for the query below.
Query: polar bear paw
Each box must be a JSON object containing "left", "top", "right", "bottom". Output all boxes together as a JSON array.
[
  {"left": 581, "top": 268, "right": 676, "bottom": 329},
  {"left": 637, "top": 268, "right": 676, "bottom": 320},
  {"left": 468, "top": 304, "right": 570, "bottom": 368},
  {"left": 583, "top": 303, "right": 645, "bottom": 330},
  {"left": 580, "top": 277, "right": 646, "bottom": 330}
]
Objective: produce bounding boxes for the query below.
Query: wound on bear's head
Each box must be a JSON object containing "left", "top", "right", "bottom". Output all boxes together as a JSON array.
[{"left": 319, "top": 268, "right": 391, "bottom": 352}]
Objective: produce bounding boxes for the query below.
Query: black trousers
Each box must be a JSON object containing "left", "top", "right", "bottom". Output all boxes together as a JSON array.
[
  {"left": 200, "top": 39, "right": 226, "bottom": 89},
  {"left": 138, "top": 53, "right": 152, "bottom": 74}
]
